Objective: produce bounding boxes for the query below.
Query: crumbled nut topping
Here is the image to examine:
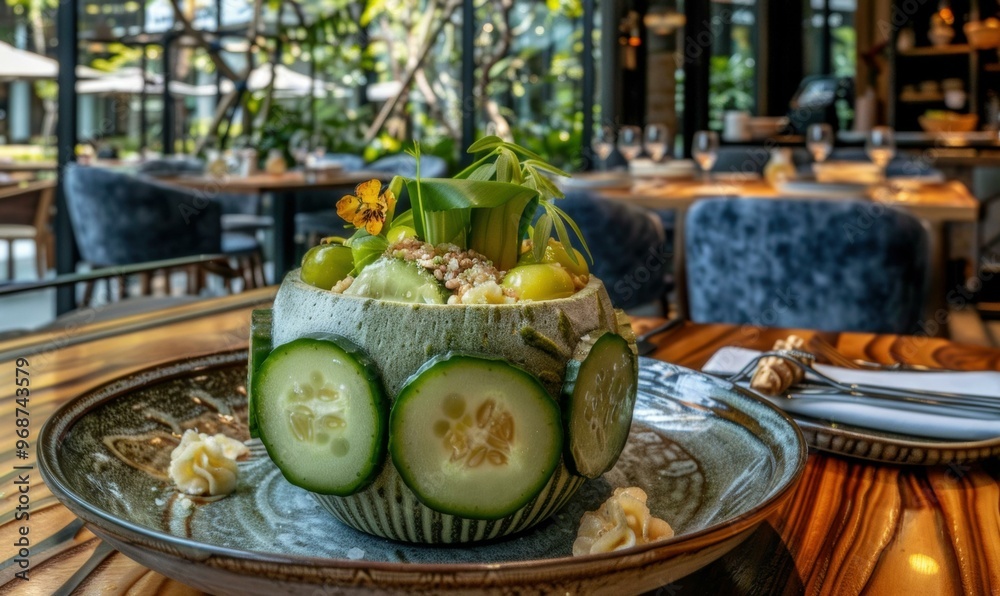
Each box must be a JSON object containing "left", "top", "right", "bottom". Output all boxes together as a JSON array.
[
  {"left": 388, "top": 238, "right": 516, "bottom": 304},
  {"left": 330, "top": 275, "right": 354, "bottom": 294}
]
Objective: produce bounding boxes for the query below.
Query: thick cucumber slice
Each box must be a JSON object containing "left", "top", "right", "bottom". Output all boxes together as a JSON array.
[
  {"left": 562, "top": 332, "right": 638, "bottom": 479},
  {"left": 247, "top": 309, "right": 273, "bottom": 439},
  {"left": 345, "top": 257, "right": 449, "bottom": 304},
  {"left": 253, "top": 335, "right": 388, "bottom": 495},
  {"left": 389, "top": 354, "right": 562, "bottom": 520}
]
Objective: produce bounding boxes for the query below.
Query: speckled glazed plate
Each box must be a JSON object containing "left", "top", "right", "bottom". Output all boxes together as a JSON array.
[{"left": 39, "top": 351, "right": 805, "bottom": 595}]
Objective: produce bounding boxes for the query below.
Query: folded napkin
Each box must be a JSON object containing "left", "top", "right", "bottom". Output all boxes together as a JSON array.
[{"left": 702, "top": 347, "right": 1000, "bottom": 441}]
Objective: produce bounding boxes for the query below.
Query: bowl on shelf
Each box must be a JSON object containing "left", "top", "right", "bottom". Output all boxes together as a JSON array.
[
  {"left": 918, "top": 112, "right": 979, "bottom": 133},
  {"left": 746, "top": 117, "right": 789, "bottom": 140},
  {"left": 965, "top": 19, "right": 1000, "bottom": 49}
]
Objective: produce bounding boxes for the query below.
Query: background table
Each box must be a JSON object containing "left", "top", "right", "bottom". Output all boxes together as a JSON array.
[
  {"left": 159, "top": 170, "right": 384, "bottom": 279},
  {"left": 1, "top": 293, "right": 998, "bottom": 594},
  {"left": 599, "top": 178, "right": 979, "bottom": 324}
]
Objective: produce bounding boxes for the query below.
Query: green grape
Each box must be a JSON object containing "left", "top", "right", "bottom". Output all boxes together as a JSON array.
[
  {"left": 387, "top": 225, "right": 417, "bottom": 244},
  {"left": 300, "top": 244, "right": 355, "bottom": 290},
  {"left": 501, "top": 263, "right": 576, "bottom": 301}
]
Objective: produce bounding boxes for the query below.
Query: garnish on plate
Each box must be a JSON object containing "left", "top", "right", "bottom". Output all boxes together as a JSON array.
[{"left": 573, "top": 487, "right": 674, "bottom": 555}]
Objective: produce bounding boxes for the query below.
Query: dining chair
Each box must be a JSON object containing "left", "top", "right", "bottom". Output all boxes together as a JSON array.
[
  {"left": 63, "top": 165, "right": 265, "bottom": 302},
  {"left": 684, "top": 197, "right": 929, "bottom": 334},
  {"left": 0, "top": 181, "right": 54, "bottom": 281},
  {"left": 557, "top": 191, "right": 672, "bottom": 311}
]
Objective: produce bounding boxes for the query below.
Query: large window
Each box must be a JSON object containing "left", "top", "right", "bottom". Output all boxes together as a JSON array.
[{"left": 707, "top": 0, "right": 758, "bottom": 131}]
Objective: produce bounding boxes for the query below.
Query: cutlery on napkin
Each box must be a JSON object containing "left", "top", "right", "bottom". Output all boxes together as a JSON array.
[{"left": 702, "top": 346, "right": 1000, "bottom": 441}]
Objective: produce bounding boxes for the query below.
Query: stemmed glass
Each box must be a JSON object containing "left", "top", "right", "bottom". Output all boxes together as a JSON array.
[
  {"left": 617, "top": 126, "right": 643, "bottom": 165},
  {"left": 591, "top": 125, "right": 615, "bottom": 170},
  {"left": 290, "top": 130, "right": 311, "bottom": 170},
  {"left": 692, "top": 130, "right": 719, "bottom": 182},
  {"left": 807, "top": 123, "right": 834, "bottom": 164},
  {"left": 643, "top": 123, "right": 670, "bottom": 162},
  {"left": 866, "top": 126, "right": 896, "bottom": 182}
]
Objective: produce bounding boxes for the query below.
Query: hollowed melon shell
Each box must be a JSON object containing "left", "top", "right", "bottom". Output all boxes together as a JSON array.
[{"left": 268, "top": 269, "right": 633, "bottom": 543}]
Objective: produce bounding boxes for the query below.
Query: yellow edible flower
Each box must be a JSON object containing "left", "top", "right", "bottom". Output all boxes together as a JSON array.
[{"left": 336, "top": 179, "right": 396, "bottom": 235}]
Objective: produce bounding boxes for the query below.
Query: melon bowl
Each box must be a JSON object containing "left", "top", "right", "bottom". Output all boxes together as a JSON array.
[{"left": 265, "top": 269, "right": 635, "bottom": 544}]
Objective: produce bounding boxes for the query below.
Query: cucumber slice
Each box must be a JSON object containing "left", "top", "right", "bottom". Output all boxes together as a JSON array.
[
  {"left": 253, "top": 335, "right": 388, "bottom": 495},
  {"left": 562, "top": 332, "right": 638, "bottom": 479},
  {"left": 389, "top": 354, "right": 562, "bottom": 520},
  {"left": 247, "top": 309, "right": 272, "bottom": 439},
  {"left": 345, "top": 257, "right": 449, "bottom": 304}
]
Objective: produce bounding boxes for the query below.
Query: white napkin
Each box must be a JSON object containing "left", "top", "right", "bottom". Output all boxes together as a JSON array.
[{"left": 702, "top": 347, "right": 1000, "bottom": 441}]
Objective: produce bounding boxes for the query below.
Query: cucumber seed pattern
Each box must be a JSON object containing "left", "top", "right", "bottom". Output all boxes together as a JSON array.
[
  {"left": 286, "top": 370, "right": 351, "bottom": 457},
  {"left": 434, "top": 394, "right": 514, "bottom": 468}
]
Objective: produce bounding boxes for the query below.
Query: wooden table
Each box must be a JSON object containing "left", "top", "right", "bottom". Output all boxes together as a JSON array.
[
  {"left": 599, "top": 178, "right": 980, "bottom": 322},
  {"left": 0, "top": 161, "right": 57, "bottom": 174},
  {"left": 1, "top": 291, "right": 998, "bottom": 593},
  {"left": 159, "top": 170, "right": 384, "bottom": 279}
]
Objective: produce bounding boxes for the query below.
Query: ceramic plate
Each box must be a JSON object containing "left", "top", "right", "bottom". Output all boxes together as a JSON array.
[
  {"left": 39, "top": 352, "right": 805, "bottom": 595},
  {"left": 559, "top": 172, "right": 634, "bottom": 190},
  {"left": 775, "top": 180, "right": 869, "bottom": 199},
  {"left": 786, "top": 415, "right": 1000, "bottom": 466}
]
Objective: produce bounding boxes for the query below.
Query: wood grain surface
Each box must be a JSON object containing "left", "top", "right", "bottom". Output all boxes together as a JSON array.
[{"left": 1, "top": 302, "right": 997, "bottom": 595}]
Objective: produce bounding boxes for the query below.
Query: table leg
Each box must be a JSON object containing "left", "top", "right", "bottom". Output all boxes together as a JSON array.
[
  {"left": 271, "top": 191, "right": 296, "bottom": 282},
  {"left": 673, "top": 206, "right": 689, "bottom": 320},
  {"left": 924, "top": 219, "right": 948, "bottom": 336}
]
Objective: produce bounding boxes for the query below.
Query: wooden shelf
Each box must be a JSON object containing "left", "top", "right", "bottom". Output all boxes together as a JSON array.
[
  {"left": 898, "top": 44, "right": 972, "bottom": 57},
  {"left": 985, "top": 63, "right": 1000, "bottom": 72},
  {"left": 899, "top": 95, "right": 946, "bottom": 103}
]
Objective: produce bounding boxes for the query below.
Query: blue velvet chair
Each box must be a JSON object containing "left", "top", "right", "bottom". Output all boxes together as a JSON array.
[
  {"left": 137, "top": 156, "right": 205, "bottom": 176},
  {"left": 684, "top": 197, "right": 929, "bottom": 333},
  {"left": 64, "top": 165, "right": 264, "bottom": 296},
  {"left": 556, "top": 191, "right": 672, "bottom": 310}
]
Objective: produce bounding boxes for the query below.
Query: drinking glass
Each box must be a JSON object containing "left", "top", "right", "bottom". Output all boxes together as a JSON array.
[
  {"left": 866, "top": 126, "right": 896, "bottom": 181},
  {"left": 807, "top": 123, "right": 834, "bottom": 164},
  {"left": 290, "top": 131, "right": 311, "bottom": 169},
  {"left": 644, "top": 123, "right": 670, "bottom": 162},
  {"left": 692, "top": 130, "right": 719, "bottom": 181},
  {"left": 591, "top": 125, "right": 615, "bottom": 170},
  {"left": 617, "top": 125, "right": 643, "bottom": 164}
]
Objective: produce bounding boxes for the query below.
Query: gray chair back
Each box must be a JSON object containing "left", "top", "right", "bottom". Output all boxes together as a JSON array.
[
  {"left": 64, "top": 165, "right": 222, "bottom": 266},
  {"left": 685, "top": 197, "right": 929, "bottom": 333}
]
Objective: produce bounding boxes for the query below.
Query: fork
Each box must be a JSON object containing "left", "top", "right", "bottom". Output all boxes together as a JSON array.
[
  {"left": 725, "top": 350, "right": 1000, "bottom": 417},
  {"left": 807, "top": 335, "right": 935, "bottom": 372}
]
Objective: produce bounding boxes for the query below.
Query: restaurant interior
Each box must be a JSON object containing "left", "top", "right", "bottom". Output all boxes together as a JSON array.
[{"left": 2, "top": 0, "right": 1000, "bottom": 593}]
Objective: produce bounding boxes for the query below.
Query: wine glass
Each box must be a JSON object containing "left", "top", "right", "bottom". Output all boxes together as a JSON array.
[
  {"left": 692, "top": 130, "right": 719, "bottom": 181},
  {"left": 644, "top": 123, "right": 670, "bottom": 162},
  {"left": 806, "top": 123, "right": 834, "bottom": 164},
  {"left": 866, "top": 126, "right": 896, "bottom": 182},
  {"left": 309, "top": 133, "right": 327, "bottom": 164},
  {"left": 290, "top": 130, "right": 311, "bottom": 169},
  {"left": 617, "top": 125, "right": 643, "bottom": 164},
  {"left": 591, "top": 125, "right": 615, "bottom": 170}
]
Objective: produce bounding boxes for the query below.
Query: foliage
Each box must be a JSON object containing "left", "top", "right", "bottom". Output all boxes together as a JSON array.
[{"left": 708, "top": 49, "right": 755, "bottom": 131}]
